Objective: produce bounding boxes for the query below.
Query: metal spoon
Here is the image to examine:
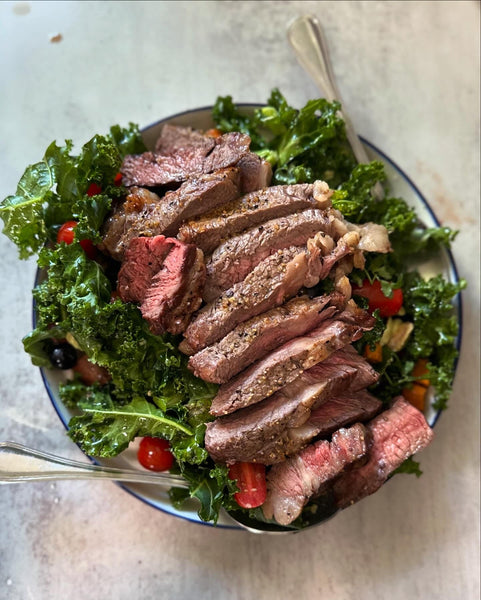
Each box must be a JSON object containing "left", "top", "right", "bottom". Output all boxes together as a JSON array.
[{"left": 287, "top": 14, "right": 384, "bottom": 198}]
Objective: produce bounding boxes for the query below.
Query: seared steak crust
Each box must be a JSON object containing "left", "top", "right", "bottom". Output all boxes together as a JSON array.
[
  {"left": 188, "top": 293, "right": 345, "bottom": 383},
  {"left": 101, "top": 168, "right": 241, "bottom": 261},
  {"left": 178, "top": 182, "right": 331, "bottom": 254},
  {"left": 154, "top": 124, "right": 215, "bottom": 155},
  {"left": 210, "top": 309, "right": 375, "bottom": 417},
  {"left": 333, "top": 397, "right": 434, "bottom": 509},
  {"left": 262, "top": 423, "right": 368, "bottom": 526},
  {"left": 121, "top": 132, "right": 250, "bottom": 187},
  {"left": 203, "top": 209, "right": 336, "bottom": 301},
  {"left": 204, "top": 347, "right": 379, "bottom": 465},
  {"left": 183, "top": 247, "right": 310, "bottom": 353}
]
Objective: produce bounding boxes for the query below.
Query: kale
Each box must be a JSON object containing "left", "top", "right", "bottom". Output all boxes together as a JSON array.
[
  {"left": 213, "top": 88, "right": 357, "bottom": 187},
  {"left": 0, "top": 124, "right": 146, "bottom": 256},
  {"left": 392, "top": 456, "right": 423, "bottom": 478}
]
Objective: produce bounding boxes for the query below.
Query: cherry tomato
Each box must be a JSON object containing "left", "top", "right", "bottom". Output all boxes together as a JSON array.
[
  {"left": 228, "top": 462, "right": 267, "bottom": 509},
  {"left": 113, "top": 172, "right": 123, "bottom": 186},
  {"left": 137, "top": 437, "right": 174, "bottom": 472},
  {"left": 352, "top": 279, "right": 403, "bottom": 318},
  {"left": 56, "top": 220, "right": 97, "bottom": 259},
  {"left": 73, "top": 354, "right": 111, "bottom": 385},
  {"left": 86, "top": 182, "right": 102, "bottom": 197}
]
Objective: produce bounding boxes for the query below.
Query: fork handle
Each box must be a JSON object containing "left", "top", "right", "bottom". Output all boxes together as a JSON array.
[{"left": 0, "top": 441, "right": 188, "bottom": 488}]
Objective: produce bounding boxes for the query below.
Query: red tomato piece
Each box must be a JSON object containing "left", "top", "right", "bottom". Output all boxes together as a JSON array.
[
  {"left": 86, "top": 182, "right": 102, "bottom": 197},
  {"left": 228, "top": 462, "right": 267, "bottom": 509},
  {"left": 137, "top": 437, "right": 174, "bottom": 472},
  {"left": 57, "top": 220, "right": 77, "bottom": 245},
  {"left": 113, "top": 172, "right": 123, "bottom": 186},
  {"left": 352, "top": 279, "right": 403, "bottom": 318},
  {"left": 56, "top": 220, "right": 96, "bottom": 258}
]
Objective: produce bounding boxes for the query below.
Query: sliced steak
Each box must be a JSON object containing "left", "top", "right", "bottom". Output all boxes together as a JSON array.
[
  {"left": 205, "top": 353, "right": 360, "bottom": 465},
  {"left": 121, "top": 132, "right": 250, "bottom": 187},
  {"left": 332, "top": 397, "right": 434, "bottom": 509},
  {"left": 183, "top": 247, "right": 310, "bottom": 353},
  {"left": 188, "top": 293, "right": 345, "bottom": 383},
  {"left": 287, "top": 390, "right": 382, "bottom": 451},
  {"left": 237, "top": 153, "right": 273, "bottom": 193},
  {"left": 100, "top": 187, "right": 161, "bottom": 261},
  {"left": 101, "top": 168, "right": 241, "bottom": 261},
  {"left": 262, "top": 423, "right": 368, "bottom": 526},
  {"left": 154, "top": 124, "right": 215, "bottom": 155},
  {"left": 117, "top": 235, "right": 175, "bottom": 303},
  {"left": 203, "top": 209, "right": 336, "bottom": 301},
  {"left": 210, "top": 309, "right": 375, "bottom": 417},
  {"left": 205, "top": 347, "right": 379, "bottom": 465},
  {"left": 177, "top": 181, "right": 331, "bottom": 254},
  {"left": 140, "top": 239, "right": 205, "bottom": 335}
]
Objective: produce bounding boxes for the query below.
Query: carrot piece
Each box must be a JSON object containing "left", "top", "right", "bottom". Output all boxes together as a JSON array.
[
  {"left": 402, "top": 383, "right": 427, "bottom": 412},
  {"left": 412, "top": 358, "right": 430, "bottom": 387},
  {"left": 364, "top": 341, "right": 383, "bottom": 363},
  {"left": 205, "top": 128, "right": 222, "bottom": 138}
]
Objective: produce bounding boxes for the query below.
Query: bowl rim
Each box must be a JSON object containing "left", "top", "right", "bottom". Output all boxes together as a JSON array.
[{"left": 34, "top": 103, "right": 463, "bottom": 530}]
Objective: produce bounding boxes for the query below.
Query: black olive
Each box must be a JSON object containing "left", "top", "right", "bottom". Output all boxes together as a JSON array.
[{"left": 48, "top": 342, "right": 78, "bottom": 370}]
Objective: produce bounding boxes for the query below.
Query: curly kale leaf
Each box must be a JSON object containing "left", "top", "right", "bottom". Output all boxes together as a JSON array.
[{"left": 0, "top": 125, "right": 145, "bottom": 256}]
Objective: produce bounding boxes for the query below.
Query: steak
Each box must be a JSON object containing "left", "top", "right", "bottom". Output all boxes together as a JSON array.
[
  {"left": 101, "top": 168, "right": 241, "bottom": 261},
  {"left": 236, "top": 153, "right": 273, "bottom": 193},
  {"left": 262, "top": 423, "right": 368, "bottom": 526},
  {"left": 177, "top": 181, "right": 332, "bottom": 254},
  {"left": 120, "top": 132, "right": 250, "bottom": 187},
  {"left": 188, "top": 293, "right": 345, "bottom": 383},
  {"left": 154, "top": 124, "right": 215, "bottom": 155},
  {"left": 117, "top": 235, "right": 175, "bottom": 303},
  {"left": 182, "top": 247, "right": 310, "bottom": 353},
  {"left": 209, "top": 309, "right": 375, "bottom": 417},
  {"left": 205, "top": 352, "right": 360, "bottom": 464},
  {"left": 203, "top": 209, "right": 336, "bottom": 301},
  {"left": 140, "top": 241, "right": 205, "bottom": 335},
  {"left": 286, "top": 390, "right": 382, "bottom": 451},
  {"left": 204, "top": 346, "right": 379, "bottom": 464},
  {"left": 332, "top": 397, "right": 434, "bottom": 509}
]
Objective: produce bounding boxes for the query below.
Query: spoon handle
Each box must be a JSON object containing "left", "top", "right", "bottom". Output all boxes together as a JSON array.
[
  {"left": 0, "top": 441, "right": 188, "bottom": 488},
  {"left": 287, "top": 15, "right": 371, "bottom": 166}
]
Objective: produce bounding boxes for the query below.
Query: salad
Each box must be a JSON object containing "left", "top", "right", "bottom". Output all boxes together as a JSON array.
[{"left": 0, "top": 90, "right": 465, "bottom": 528}]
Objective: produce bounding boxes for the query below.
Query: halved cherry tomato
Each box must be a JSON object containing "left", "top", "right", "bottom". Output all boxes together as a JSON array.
[
  {"left": 137, "top": 437, "right": 174, "bottom": 472},
  {"left": 86, "top": 182, "right": 102, "bottom": 197},
  {"left": 56, "top": 220, "right": 97, "bottom": 259},
  {"left": 228, "top": 462, "right": 267, "bottom": 509},
  {"left": 113, "top": 172, "right": 123, "bottom": 186},
  {"left": 352, "top": 279, "right": 403, "bottom": 318}
]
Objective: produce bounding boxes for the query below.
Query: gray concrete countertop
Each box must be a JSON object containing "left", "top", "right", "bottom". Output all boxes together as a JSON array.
[{"left": 0, "top": 1, "right": 479, "bottom": 599}]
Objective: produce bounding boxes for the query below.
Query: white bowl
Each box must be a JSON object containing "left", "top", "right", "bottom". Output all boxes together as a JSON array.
[{"left": 38, "top": 106, "right": 463, "bottom": 530}]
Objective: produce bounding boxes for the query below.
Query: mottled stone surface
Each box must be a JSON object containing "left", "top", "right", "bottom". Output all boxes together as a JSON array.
[{"left": 0, "top": 1, "right": 479, "bottom": 599}]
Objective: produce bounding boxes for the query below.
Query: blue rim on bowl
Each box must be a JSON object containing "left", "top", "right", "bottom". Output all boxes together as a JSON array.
[{"left": 34, "top": 105, "right": 463, "bottom": 530}]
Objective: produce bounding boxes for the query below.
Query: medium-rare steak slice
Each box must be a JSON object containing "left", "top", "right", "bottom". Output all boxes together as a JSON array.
[
  {"left": 205, "top": 355, "right": 359, "bottom": 465},
  {"left": 262, "top": 423, "right": 368, "bottom": 526},
  {"left": 286, "top": 390, "right": 382, "bottom": 452},
  {"left": 205, "top": 347, "right": 379, "bottom": 465},
  {"left": 140, "top": 241, "right": 205, "bottom": 335},
  {"left": 121, "top": 132, "right": 250, "bottom": 187},
  {"left": 210, "top": 308, "right": 375, "bottom": 417},
  {"left": 183, "top": 247, "right": 310, "bottom": 353},
  {"left": 101, "top": 168, "right": 241, "bottom": 260},
  {"left": 332, "top": 397, "right": 434, "bottom": 509},
  {"left": 188, "top": 293, "right": 345, "bottom": 383},
  {"left": 236, "top": 153, "right": 273, "bottom": 193},
  {"left": 203, "top": 209, "right": 337, "bottom": 301},
  {"left": 177, "top": 181, "right": 332, "bottom": 254},
  {"left": 117, "top": 235, "right": 175, "bottom": 303},
  {"left": 154, "top": 124, "right": 215, "bottom": 155}
]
